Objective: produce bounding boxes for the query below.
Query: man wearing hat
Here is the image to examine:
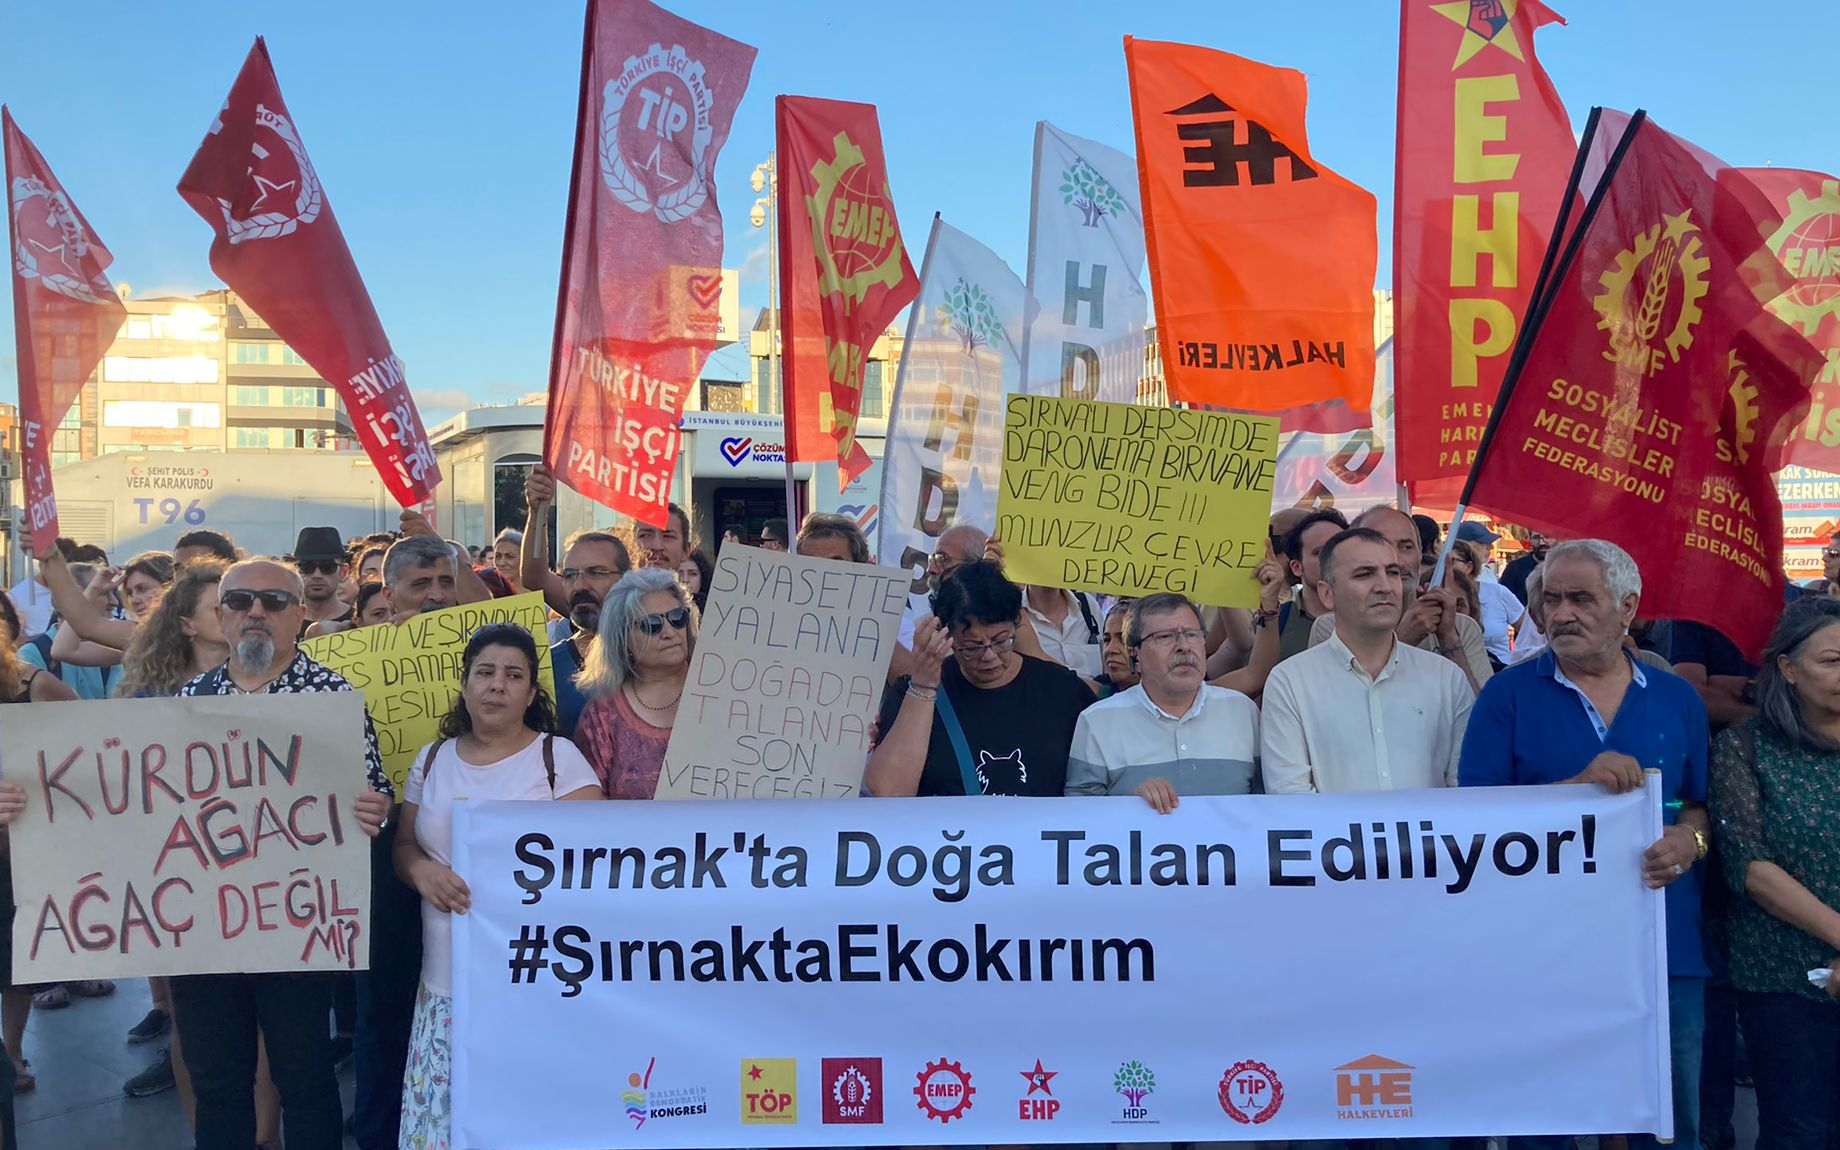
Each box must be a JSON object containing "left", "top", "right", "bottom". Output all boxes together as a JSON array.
[
  {"left": 294, "top": 526, "right": 354, "bottom": 636},
  {"left": 1455, "top": 521, "right": 1530, "bottom": 669},
  {"left": 1455, "top": 520, "right": 1502, "bottom": 581}
]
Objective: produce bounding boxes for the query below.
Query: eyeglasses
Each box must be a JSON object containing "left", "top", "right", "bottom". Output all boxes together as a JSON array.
[
  {"left": 1824, "top": 549, "right": 1840, "bottom": 560},
  {"left": 296, "top": 560, "right": 342, "bottom": 576},
  {"left": 633, "top": 606, "right": 692, "bottom": 635},
  {"left": 561, "top": 566, "right": 620, "bottom": 581},
  {"left": 1138, "top": 627, "right": 1207, "bottom": 647},
  {"left": 928, "top": 552, "right": 966, "bottom": 574},
  {"left": 953, "top": 632, "right": 1016, "bottom": 660},
  {"left": 220, "top": 589, "right": 300, "bottom": 613}
]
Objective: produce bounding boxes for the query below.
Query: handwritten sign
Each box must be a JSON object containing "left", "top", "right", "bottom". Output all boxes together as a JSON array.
[
  {"left": 302, "top": 593, "right": 555, "bottom": 790},
  {"left": 658, "top": 545, "right": 907, "bottom": 800},
  {"left": 997, "top": 394, "right": 1279, "bottom": 606},
  {"left": 2, "top": 693, "right": 372, "bottom": 980}
]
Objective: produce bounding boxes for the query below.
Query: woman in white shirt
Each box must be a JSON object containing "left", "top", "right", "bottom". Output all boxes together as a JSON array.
[{"left": 395, "top": 623, "right": 601, "bottom": 1149}]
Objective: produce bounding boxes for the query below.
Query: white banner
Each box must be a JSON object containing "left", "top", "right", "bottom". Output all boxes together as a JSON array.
[
  {"left": 878, "top": 218, "right": 1024, "bottom": 620},
  {"left": 1023, "top": 121, "right": 1149, "bottom": 404},
  {"left": 452, "top": 785, "right": 1671, "bottom": 1148}
]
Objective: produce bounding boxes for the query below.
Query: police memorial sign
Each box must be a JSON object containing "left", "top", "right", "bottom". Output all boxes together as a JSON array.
[{"left": 451, "top": 784, "right": 1672, "bottom": 1147}]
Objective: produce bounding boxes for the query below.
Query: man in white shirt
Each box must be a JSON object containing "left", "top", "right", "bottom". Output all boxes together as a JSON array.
[
  {"left": 1022, "top": 585, "right": 1104, "bottom": 677},
  {"left": 1067, "top": 592, "right": 1260, "bottom": 808},
  {"left": 1263, "top": 527, "right": 1474, "bottom": 793}
]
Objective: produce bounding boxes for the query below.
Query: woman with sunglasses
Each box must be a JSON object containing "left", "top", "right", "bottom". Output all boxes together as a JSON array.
[{"left": 572, "top": 569, "right": 697, "bottom": 798}]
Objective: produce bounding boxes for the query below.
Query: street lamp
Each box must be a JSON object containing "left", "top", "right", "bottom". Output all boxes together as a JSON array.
[{"left": 750, "top": 154, "right": 795, "bottom": 518}]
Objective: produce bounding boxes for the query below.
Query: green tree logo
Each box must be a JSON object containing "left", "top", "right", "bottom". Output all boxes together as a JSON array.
[
  {"left": 1114, "top": 1060, "right": 1155, "bottom": 1108},
  {"left": 1061, "top": 159, "right": 1126, "bottom": 228},
  {"left": 937, "top": 277, "right": 1002, "bottom": 355}
]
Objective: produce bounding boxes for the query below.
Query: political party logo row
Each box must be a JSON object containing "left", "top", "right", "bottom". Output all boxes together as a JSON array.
[{"left": 615, "top": 1051, "right": 1420, "bottom": 1131}]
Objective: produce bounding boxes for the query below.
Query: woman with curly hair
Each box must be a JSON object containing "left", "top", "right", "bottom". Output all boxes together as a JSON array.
[{"left": 117, "top": 561, "right": 231, "bottom": 698}]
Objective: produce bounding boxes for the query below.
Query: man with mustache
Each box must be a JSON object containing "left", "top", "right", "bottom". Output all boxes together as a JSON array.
[
  {"left": 1065, "top": 592, "right": 1261, "bottom": 809},
  {"left": 1262, "top": 527, "right": 1475, "bottom": 793},
  {"left": 519, "top": 466, "right": 634, "bottom": 735}
]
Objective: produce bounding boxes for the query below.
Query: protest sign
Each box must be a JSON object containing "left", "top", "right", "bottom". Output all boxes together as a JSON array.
[
  {"left": 997, "top": 395, "right": 1278, "bottom": 607},
  {"left": 301, "top": 593, "right": 554, "bottom": 790},
  {"left": 3, "top": 693, "right": 372, "bottom": 981},
  {"left": 657, "top": 545, "right": 906, "bottom": 800},
  {"left": 452, "top": 784, "right": 1671, "bottom": 1148}
]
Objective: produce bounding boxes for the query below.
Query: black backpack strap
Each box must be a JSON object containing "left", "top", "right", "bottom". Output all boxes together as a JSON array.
[
  {"left": 542, "top": 734, "right": 557, "bottom": 793},
  {"left": 28, "top": 633, "right": 59, "bottom": 680},
  {"left": 1075, "top": 592, "right": 1100, "bottom": 644}
]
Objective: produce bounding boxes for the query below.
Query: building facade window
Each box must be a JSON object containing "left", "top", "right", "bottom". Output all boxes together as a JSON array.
[
  {"left": 103, "top": 355, "right": 219, "bottom": 384},
  {"left": 861, "top": 358, "right": 885, "bottom": 420},
  {"left": 102, "top": 401, "right": 222, "bottom": 429}
]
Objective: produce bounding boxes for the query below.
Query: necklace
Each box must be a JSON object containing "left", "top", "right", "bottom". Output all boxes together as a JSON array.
[{"left": 627, "top": 678, "right": 683, "bottom": 712}]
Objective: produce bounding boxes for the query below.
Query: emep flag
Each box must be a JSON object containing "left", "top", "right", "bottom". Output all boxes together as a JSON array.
[
  {"left": 1742, "top": 168, "right": 1840, "bottom": 471},
  {"left": 544, "top": 0, "right": 755, "bottom": 527},
  {"left": 178, "top": 39, "right": 438, "bottom": 508},
  {"left": 4, "top": 109, "right": 126, "bottom": 554}
]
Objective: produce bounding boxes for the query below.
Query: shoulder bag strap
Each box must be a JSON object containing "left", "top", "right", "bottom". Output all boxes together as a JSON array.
[
  {"left": 542, "top": 734, "right": 557, "bottom": 793},
  {"left": 930, "top": 688, "right": 984, "bottom": 796},
  {"left": 415, "top": 738, "right": 446, "bottom": 789},
  {"left": 1075, "top": 592, "right": 1100, "bottom": 644}
]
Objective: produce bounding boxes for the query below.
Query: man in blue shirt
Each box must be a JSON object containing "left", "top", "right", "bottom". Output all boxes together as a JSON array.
[{"left": 1460, "top": 539, "right": 1710, "bottom": 1150}]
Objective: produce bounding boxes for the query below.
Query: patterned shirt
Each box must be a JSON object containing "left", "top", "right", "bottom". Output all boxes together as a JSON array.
[
  {"left": 1712, "top": 718, "right": 1840, "bottom": 1000},
  {"left": 574, "top": 689, "right": 670, "bottom": 799},
  {"left": 179, "top": 650, "right": 392, "bottom": 800}
]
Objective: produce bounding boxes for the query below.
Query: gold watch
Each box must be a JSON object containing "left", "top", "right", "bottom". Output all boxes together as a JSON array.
[{"left": 1691, "top": 827, "right": 1710, "bottom": 861}]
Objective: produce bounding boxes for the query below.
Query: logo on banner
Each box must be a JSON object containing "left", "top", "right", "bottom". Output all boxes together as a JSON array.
[
  {"left": 1018, "top": 1059, "right": 1060, "bottom": 1122},
  {"left": 821, "top": 1058, "right": 882, "bottom": 1124},
  {"left": 940, "top": 277, "right": 1003, "bottom": 355},
  {"left": 717, "top": 436, "right": 787, "bottom": 466},
  {"left": 913, "top": 1058, "right": 974, "bottom": 1123},
  {"left": 1430, "top": 0, "right": 1529, "bottom": 68},
  {"left": 1219, "top": 1060, "right": 1285, "bottom": 1125},
  {"left": 740, "top": 1059, "right": 797, "bottom": 1124},
  {"left": 1061, "top": 157, "right": 1126, "bottom": 228},
  {"left": 1335, "top": 1054, "right": 1415, "bottom": 1120},
  {"left": 209, "top": 103, "right": 323, "bottom": 245},
  {"left": 1594, "top": 210, "right": 1709, "bottom": 377},
  {"left": 837, "top": 502, "right": 879, "bottom": 537},
  {"left": 1719, "top": 350, "right": 1765, "bottom": 466},
  {"left": 807, "top": 131, "right": 907, "bottom": 303},
  {"left": 600, "top": 42, "right": 714, "bottom": 224},
  {"left": 1764, "top": 178, "right": 1840, "bottom": 336},
  {"left": 1166, "top": 94, "right": 1318, "bottom": 189},
  {"left": 9, "top": 176, "right": 113, "bottom": 303},
  {"left": 1112, "top": 1059, "right": 1157, "bottom": 1124},
  {"left": 623, "top": 1058, "right": 708, "bottom": 1129}
]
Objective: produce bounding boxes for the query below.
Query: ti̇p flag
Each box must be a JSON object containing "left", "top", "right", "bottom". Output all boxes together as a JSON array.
[
  {"left": 1465, "top": 112, "right": 1823, "bottom": 658},
  {"left": 5, "top": 109, "right": 126, "bottom": 555},
  {"left": 778, "top": 96, "right": 919, "bottom": 485},
  {"left": 178, "top": 38, "right": 438, "bottom": 508},
  {"left": 1394, "top": 0, "right": 1575, "bottom": 507},
  {"left": 543, "top": 0, "right": 755, "bottom": 526},
  {"left": 1125, "top": 37, "right": 1377, "bottom": 414}
]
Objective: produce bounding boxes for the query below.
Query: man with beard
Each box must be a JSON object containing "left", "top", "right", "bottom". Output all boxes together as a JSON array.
[
  {"left": 635, "top": 500, "right": 693, "bottom": 569},
  {"left": 292, "top": 527, "right": 353, "bottom": 635},
  {"left": 170, "top": 559, "right": 390, "bottom": 1150},
  {"left": 1066, "top": 593, "right": 1261, "bottom": 807},
  {"left": 520, "top": 465, "right": 633, "bottom": 660},
  {"left": 1262, "top": 527, "right": 1474, "bottom": 793},
  {"left": 1501, "top": 530, "right": 1550, "bottom": 606}
]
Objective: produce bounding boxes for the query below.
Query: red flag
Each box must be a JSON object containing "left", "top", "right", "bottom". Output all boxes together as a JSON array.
[
  {"left": 777, "top": 96, "right": 918, "bottom": 483},
  {"left": 1466, "top": 113, "right": 1821, "bottom": 657},
  {"left": 5, "top": 109, "right": 125, "bottom": 554},
  {"left": 1740, "top": 168, "right": 1840, "bottom": 471},
  {"left": 1394, "top": 0, "right": 1574, "bottom": 505},
  {"left": 178, "top": 39, "right": 438, "bottom": 509},
  {"left": 541, "top": 0, "right": 755, "bottom": 526}
]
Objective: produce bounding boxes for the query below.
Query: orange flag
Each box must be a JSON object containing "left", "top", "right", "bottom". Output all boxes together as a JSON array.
[{"left": 1125, "top": 37, "right": 1377, "bottom": 413}]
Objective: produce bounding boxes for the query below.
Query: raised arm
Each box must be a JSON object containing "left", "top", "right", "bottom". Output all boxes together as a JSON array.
[
  {"left": 520, "top": 465, "right": 571, "bottom": 616},
  {"left": 865, "top": 618, "right": 952, "bottom": 797},
  {"left": 34, "top": 552, "right": 137, "bottom": 650}
]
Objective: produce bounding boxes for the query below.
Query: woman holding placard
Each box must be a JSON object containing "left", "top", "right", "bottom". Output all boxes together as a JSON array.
[
  {"left": 395, "top": 623, "right": 601, "bottom": 1148},
  {"left": 572, "top": 569, "right": 698, "bottom": 799}
]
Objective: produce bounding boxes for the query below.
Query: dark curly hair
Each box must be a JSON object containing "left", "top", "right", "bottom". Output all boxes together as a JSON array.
[{"left": 436, "top": 623, "right": 557, "bottom": 738}]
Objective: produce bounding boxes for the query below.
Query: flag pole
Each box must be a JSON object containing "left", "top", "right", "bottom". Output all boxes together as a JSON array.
[
  {"left": 540, "top": 0, "right": 598, "bottom": 474},
  {"left": 1019, "top": 122, "right": 1045, "bottom": 392},
  {"left": 876, "top": 214, "right": 944, "bottom": 563}
]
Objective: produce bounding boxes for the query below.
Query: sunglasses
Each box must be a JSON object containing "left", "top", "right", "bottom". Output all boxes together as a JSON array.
[
  {"left": 297, "top": 560, "right": 343, "bottom": 576},
  {"left": 634, "top": 606, "right": 691, "bottom": 636},
  {"left": 220, "top": 589, "right": 300, "bottom": 613}
]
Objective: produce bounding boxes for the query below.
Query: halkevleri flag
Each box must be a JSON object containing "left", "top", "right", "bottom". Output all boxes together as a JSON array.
[
  {"left": 1023, "top": 121, "right": 1147, "bottom": 404},
  {"left": 542, "top": 0, "right": 755, "bottom": 526},
  {"left": 4, "top": 110, "right": 126, "bottom": 554},
  {"left": 178, "top": 39, "right": 438, "bottom": 508},
  {"left": 1125, "top": 37, "right": 1377, "bottom": 413},
  {"left": 879, "top": 217, "right": 1022, "bottom": 627},
  {"left": 1742, "top": 168, "right": 1840, "bottom": 472},
  {"left": 1394, "top": 0, "right": 1573, "bottom": 504},
  {"left": 1466, "top": 112, "right": 1822, "bottom": 658},
  {"left": 778, "top": 96, "right": 919, "bottom": 485}
]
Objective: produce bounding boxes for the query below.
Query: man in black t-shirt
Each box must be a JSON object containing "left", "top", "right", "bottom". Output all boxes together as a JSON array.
[{"left": 868, "top": 561, "right": 1094, "bottom": 797}]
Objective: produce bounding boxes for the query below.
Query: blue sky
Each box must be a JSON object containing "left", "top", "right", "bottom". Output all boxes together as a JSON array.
[{"left": 4, "top": 0, "right": 1836, "bottom": 423}]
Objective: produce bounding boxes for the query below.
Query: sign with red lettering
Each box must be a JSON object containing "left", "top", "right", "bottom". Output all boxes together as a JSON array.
[{"left": 2, "top": 693, "right": 372, "bottom": 979}]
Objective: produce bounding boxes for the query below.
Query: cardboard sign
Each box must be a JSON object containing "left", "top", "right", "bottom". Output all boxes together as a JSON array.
[
  {"left": 657, "top": 545, "right": 907, "bottom": 799},
  {"left": 997, "top": 395, "right": 1278, "bottom": 606},
  {"left": 302, "top": 593, "right": 555, "bottom": 790},
  {"left": 3, "top": 693, "right": 373, "bottom": 980}
]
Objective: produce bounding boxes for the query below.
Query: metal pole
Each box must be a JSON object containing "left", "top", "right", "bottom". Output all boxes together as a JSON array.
[{"left": 769, "top": 153, "right": 796, "bottom": 526}]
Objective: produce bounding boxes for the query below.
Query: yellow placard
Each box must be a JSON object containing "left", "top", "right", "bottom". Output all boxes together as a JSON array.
[
  {"left": 301, "top": 592, "right": 555, "bottom": 790},
  {"left": 996, "top": 395, "right": 1278, "bottom": 607}
]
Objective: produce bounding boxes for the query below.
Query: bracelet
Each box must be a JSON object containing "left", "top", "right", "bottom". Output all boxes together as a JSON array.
[{"left": 906, "top": 684, "right": 939, "bottom": 701}]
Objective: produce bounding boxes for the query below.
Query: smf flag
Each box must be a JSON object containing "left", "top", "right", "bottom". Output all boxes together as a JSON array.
[
  {"left": 1125, "top": 36, "right": 1377, "bottom": 414},
  {"left": 879, "top": 217, "right": 1023, "bottom": 623},
  {"left": 178, "top": 38, "right": 438, "bottom": 508},
  {"left": 541, "top": 0, "right": 755, "bottom": 527},
  {"left": 1023, "top": 121, "right": 1147, "bottom": 404},
  {"left": 778, "top": 96, "right": 919, "bottom": 485},
  {"left": 4, "top": 109, "right": 126, "bottom": 554}
]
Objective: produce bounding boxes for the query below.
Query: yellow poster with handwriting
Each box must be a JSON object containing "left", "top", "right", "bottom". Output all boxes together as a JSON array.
[
  {"left": 301, "top": 592, "right": 555, "bottom": 790},
  {"left": 996, "top": 395, "right": 1278, "bottom": 607}
]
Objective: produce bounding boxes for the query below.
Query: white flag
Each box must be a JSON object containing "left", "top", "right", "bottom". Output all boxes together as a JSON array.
[
  {"left": 1022, "top": 121, "right": 1148, "bottom": 403},
  {"left": 1272, "top": 339, "right": 1397, "bottom": 513},
  {"left": 878, "top": 218, "right": 1026, "bottom": 631}
]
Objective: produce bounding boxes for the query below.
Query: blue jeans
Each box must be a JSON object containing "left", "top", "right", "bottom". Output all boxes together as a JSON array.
[
  {"left": 1631, "top": 977, "right": 1706, "bottom": 1150},
  {"left": 1737, "top": 989, "right": 1840, "bottom": 1150}
]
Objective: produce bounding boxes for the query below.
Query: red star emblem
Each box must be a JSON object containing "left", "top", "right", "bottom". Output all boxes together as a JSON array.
[
  {"left": 748, "top": 1064, "right": 764, "bottom": 1081},
  {"left": 1020, "top": 1059, "right": 1056, "bottom": 1096}
]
